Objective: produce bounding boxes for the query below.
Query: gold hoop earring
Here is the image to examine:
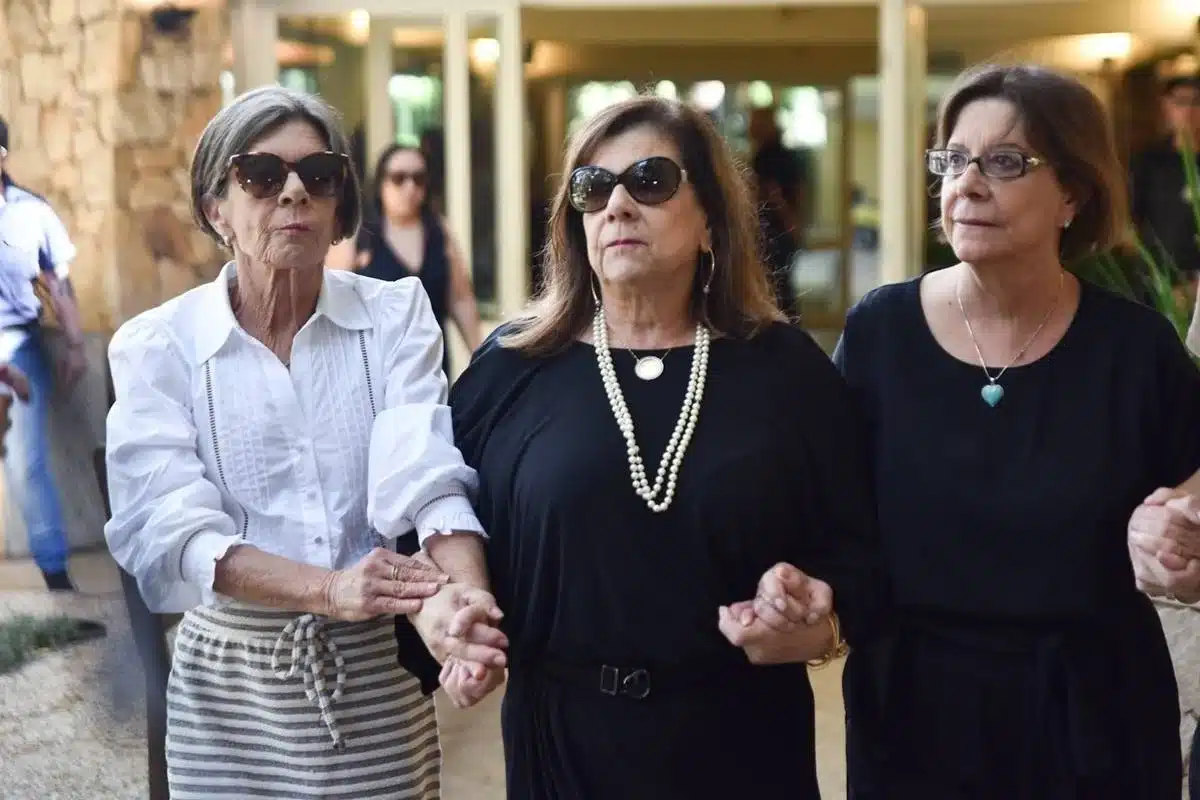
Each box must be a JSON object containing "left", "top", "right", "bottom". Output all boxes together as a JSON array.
[{"left": 702, "top": 249, "right": 715, "bottom": 295}]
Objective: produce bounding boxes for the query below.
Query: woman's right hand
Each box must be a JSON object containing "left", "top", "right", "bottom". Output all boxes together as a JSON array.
[{"left": 323, "top": 547, "right": 449, "bottom": 622}]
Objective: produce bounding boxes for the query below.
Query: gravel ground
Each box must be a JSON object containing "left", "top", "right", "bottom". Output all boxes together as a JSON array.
[{"left": 0, "top": 590, "right": 149, "bottom": 799}]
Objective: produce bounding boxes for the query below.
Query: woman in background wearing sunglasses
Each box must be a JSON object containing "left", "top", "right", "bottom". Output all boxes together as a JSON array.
[
  {"left": 328, "top": 143, "right": 482, "bottom": 375},
  {"left": 423, "top": 95, "right": 890, "bottom": 798},
  {"left": 103, "top": 86, "right": 498, "bottom": 799}
]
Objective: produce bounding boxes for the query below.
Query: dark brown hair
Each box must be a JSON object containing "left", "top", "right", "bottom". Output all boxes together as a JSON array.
[
  {"left": 502, "top": 95, "right": 782, "bottom": 356},
  {"left": 934, "top": 63, "right": 1128, "bottom": 260}
]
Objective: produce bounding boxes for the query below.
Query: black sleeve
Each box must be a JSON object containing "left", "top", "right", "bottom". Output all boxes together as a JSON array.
[
  {"left": 1151, "top": 317, "right": 1200, "bottom": 488},
  {"left": 788, "top": 328, "right": 891, "bottom": 648}
]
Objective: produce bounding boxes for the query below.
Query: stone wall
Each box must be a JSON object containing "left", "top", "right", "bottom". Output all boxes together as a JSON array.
[
  {"left": 0, "top": 0, "right": 229, "bottom": 558},
  {"left": 0, "top": 0, "right": 228, "bottom": 329}
]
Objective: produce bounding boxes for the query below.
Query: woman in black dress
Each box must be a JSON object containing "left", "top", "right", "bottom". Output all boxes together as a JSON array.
[
  {"left": 426, "top": 96, "right": 889, "bottom": 798},
  {"left": 331, "top": 143, "right": 482, "bottom": 372},
  {"left": 826, "top": 64, "right": 1200, "bottom": 798}
]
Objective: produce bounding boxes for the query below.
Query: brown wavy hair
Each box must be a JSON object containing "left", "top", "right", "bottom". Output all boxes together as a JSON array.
[{"left": 502, "top": 95, "right": 783, "bottom": 356}]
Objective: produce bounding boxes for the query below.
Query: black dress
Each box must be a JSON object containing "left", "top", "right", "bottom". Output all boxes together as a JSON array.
[
  {"left": 356, "top": 210, "right": 452, "bottom": 372},
  {"left": 450, "top": 322, "right": 888, "bottom": 799},
  {"left": 834, "top": 277, "right": 1200, "bottom": 800}
]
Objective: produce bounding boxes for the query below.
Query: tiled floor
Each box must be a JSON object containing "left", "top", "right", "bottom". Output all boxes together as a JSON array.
[{"left": 0, "top": 550, "right": 848, "bottom": 798}]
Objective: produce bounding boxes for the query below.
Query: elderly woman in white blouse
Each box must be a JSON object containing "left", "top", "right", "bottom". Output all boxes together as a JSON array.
[{"left": 103, "top": 87, "right": 499, "bottom": 800}]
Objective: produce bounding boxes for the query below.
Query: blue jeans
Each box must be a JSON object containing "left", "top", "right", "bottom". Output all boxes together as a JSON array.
[{"left": 7, "top": 328, "right": 68, "bottom": 574}]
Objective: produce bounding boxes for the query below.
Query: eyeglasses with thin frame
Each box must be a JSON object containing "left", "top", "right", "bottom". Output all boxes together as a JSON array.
[
  {"left": 926, "top": 149, "right": 1046, "bottom": 181},
  {"left": 227, "top": 151, "right": 349, "bottom": 200},
  {"left": 568, "top": 156, "right": 688, "bottom": 213}
]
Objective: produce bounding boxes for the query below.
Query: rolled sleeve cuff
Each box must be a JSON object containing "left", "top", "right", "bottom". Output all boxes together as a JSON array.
[
  {"left": 179, "top": 530, "right": 242, "bottom": 589},
  {"left": 414, "top": 494, "right": 486, "bottom": 545}
]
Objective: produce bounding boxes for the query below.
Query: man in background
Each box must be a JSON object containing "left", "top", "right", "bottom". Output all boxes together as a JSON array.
[
  {"left": 1130, "top": 74, "right": 1200, "bottom": 284},
  {"left": 748, "top": 107, "right": 804, "bottom": 319},
  {"left": 0, "top": 116, "right": 89, "bottom": 592}
]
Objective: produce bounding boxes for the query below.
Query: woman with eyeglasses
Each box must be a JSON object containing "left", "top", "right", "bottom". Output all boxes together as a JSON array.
[
  {"left": 819, "top": 64, "right": 1200, "bottom": 799},
  {"left": 329, "top": 143, "right": 481, "bottom": 374},
  {"left": 412, "top": 94, "right": 889, "bottom": 798},
  {"left": 103, "top": 86, "right": 499, "bottom": 799}
]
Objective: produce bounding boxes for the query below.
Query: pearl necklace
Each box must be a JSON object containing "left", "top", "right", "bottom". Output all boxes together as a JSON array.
[{"left": 593, "top": 307, "right": 711, "bottom": 513}]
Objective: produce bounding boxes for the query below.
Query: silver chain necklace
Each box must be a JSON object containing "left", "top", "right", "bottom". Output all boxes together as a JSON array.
[{"left": 955, "top": 270, "right": 1064, "bottom": 407}]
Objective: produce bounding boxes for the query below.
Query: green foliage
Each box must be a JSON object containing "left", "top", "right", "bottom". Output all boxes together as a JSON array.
[
  {"left": 1071, "top": 134, "right": 1199, "bottom": 353},
  {"left": 0, "top": 614, "right": 100, "bottom": 675}
]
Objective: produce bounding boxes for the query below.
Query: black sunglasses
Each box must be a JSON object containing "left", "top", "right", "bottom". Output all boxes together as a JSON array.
[
  {"left": 228, "top": 151, "right": 349, "bottom": 199},
  {"left": 568, "top": 156, "right": 687, "bottom": 213},
  {"left": 385, "top": 170, "right": 427, "bottom": 189}
]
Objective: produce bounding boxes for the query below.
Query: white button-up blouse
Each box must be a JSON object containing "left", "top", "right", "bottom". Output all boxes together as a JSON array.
[{"left": 103, "top": 263, "right": 485, "bottom": 613}]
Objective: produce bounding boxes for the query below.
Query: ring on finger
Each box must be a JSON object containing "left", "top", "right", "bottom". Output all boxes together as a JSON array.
[{"left": 391, "top": 564, "right": 399, "bottom": 582}]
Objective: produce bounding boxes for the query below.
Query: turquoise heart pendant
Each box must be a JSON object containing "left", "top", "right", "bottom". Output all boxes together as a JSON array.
[{"left": 980, "top": 383, "right": 1004, "bottom": 407}]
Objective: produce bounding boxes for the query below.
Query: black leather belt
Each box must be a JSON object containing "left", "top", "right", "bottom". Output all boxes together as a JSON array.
[{"left": 526, "top": 655, "right": 784, "bottom": 701}]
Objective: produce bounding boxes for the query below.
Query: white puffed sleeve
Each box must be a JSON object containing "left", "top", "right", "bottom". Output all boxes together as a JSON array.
[
  {"left": 104, "top": 318, "right": 240, "bottom": 612},
  {"left": 367, "top": 280, "right": 485, "bottom": 545}
]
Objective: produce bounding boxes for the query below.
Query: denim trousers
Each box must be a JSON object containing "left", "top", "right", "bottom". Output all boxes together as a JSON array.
[{"left": 6, "top": 327, "right": 68, "bottom": 574}]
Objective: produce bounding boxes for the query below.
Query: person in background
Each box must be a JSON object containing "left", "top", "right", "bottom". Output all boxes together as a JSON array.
[
  {"left": 748, "top": 106, "right": 804, "bottom": 319},
  {"left": 0, "top": 117, "right": 89, "bottom": 592},
  {"left": 1131, "top": 74, "right": 1200, "bottom": 284},
  {"left": 328, "top": 143, "right": 482, "bottom": 374}
]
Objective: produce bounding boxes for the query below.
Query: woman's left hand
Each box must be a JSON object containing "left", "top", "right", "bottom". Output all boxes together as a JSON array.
[
  {"left": 717, "top": 601, "right": 834, "bottom": 665},
  {"left": 747, "top": 562, "right": 833, "bottom": 632},
  {"left": 439, "top": 656, "right": 506, "bottom": 709}
]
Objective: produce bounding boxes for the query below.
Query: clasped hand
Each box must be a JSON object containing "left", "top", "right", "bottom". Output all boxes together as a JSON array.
[
  {"left": 323, "top": 547, "right": 449, "bottom": 622},
  {"left": 1128, "top": 488, "right": 1200, "bottom": 603},
  {"left": 408, "top": 572, "right": 509, "bottom": 709},
  {"left": 718, "top": 562, "right": 836, "bottom": 665}
]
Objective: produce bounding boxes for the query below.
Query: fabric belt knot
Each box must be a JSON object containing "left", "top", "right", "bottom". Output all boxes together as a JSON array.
[{"left": 271, "top": 614, "right": 348, "bottom": 750}]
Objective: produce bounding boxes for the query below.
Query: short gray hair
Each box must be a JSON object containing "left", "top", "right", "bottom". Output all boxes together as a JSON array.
[{"left": 190, "top": 86, "right": 363, "bottom": 245}]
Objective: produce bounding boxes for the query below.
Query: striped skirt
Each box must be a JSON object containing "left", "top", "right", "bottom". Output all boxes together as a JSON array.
[{"left": 166, "top": 603, "right": 441, "bottom": 799}]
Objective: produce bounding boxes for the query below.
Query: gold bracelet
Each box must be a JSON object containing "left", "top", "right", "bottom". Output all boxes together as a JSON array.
[{"left": 806, "top": 612, "right": 850, "bottom": 670}]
